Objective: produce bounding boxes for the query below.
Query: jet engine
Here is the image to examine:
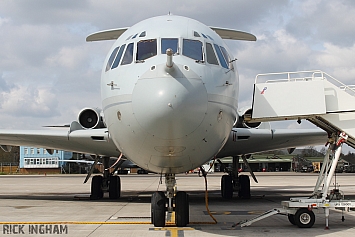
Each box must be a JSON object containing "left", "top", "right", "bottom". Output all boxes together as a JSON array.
[
  {"left": 234, "top": 107, "right": 262, "bottom": 129},
  {"left": 77, "top": 108, "right": 106, "bottom": 129}
]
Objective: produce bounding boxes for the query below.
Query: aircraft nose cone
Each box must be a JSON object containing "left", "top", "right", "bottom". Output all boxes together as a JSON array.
[{"left": 132, "top": 77, "right": 208, "bottom": 140}]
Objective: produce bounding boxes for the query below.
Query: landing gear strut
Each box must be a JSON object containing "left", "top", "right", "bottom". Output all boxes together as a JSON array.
[
  {"left": 219, "top": 156, "right": 251, "bottom": 199},
  {"left": 90, "top": 156, "right": 121, "bottom": 200},
  {"left": 151, "top": 174, "right": 189, "bottom": 227}
]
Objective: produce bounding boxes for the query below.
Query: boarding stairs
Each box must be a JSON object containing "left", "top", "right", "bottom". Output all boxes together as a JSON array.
[
  {"left": 245, "top": 70, "right": 355, "bottom": 148},
  {"left": 235, "top": 70, "right": 355, "bottom": 229}
]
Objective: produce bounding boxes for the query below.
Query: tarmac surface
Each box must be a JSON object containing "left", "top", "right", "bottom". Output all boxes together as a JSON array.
[{"left": 0, "top": 172, "right": 355, "bottom": 236}]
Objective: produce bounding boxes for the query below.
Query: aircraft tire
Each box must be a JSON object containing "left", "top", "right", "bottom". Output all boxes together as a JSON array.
[
  {"left": 294, "top": 208, "right": 315, "bottom": 228},
  {"left": 109, "top": 176, "right": 121, "bottom": 199},
  {"left": 238, "top": 175, "right": 251, "bottom": 199},
  {"left": 288, "top": 214, "right": 296, "bottom": 225},
  {"left": 151, "top": 191, "right": 166, "bottom": 227},
  {"left": 90, "top": 175, "right": 103, "bottom": 200},
  {"left": 175, "top": 191, "right": 189, "bottom": 227},
  {"left": 221, "top": 175, "right": 233, "bottom": 199}
]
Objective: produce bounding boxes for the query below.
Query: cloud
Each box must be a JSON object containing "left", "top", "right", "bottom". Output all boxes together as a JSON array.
[
  {"left": 0, "top": 73, "right": 15, "bottom": 92},
  {"left": 46, "top": 45, "right": 91, "bottom": 70},
  {"left": 286, "top": 0, "right": 355, "bottom": 47},
  {"left": 0, "top": 85, "right": 59, "bottom": 118},
  {"left": 314, "top": 43, "right": 355, "bottom": 83},
  {"left": 0, "top": 0, "right": 91, "bottom": 25}
]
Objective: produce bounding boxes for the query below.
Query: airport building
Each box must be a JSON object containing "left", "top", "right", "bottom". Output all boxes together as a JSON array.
[
  {"left": 217, "top": 155, "right": 294, "bottom": 172},
  {"left": 216, "top": 153, "right": 327, "bottom": 172},
  {"left": 19, "top": 146, "right": 72, "bottom": 174}
]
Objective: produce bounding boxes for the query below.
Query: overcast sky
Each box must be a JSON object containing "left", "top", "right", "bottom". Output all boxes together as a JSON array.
[{"left": 0, "top": 0, "right": 355, "bottom": 151}]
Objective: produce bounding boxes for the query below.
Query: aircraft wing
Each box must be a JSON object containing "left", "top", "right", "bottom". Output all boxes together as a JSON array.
[
  {"left": 0, "top": 129, "right": 119, "bottom": 157},
  {"left": 0, "top": 127, "right": 326, "bottom": 158},
  {"left": 217, "top": 128, "right": 327, "bottom": 157}
]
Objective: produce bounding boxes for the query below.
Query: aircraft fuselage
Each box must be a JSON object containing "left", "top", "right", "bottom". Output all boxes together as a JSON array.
[{"left": 101, "top": 15, "right": 239, "bottom": 173}]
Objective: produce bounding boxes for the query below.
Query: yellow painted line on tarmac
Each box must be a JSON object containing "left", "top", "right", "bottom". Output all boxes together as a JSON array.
[
  {"left": 0, "top": 220, "right": 217, "bottom": 226},
  {"left": 0, "top": 222, "right": 151, "bottom": 225},
  {"left": 166, "top": 211, "right": 176, "bottom": 223}
]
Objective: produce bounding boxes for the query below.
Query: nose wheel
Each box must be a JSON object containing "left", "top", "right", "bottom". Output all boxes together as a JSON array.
[
  {"left": 151, "top": 174, "right": 190, "bottom": 227},
  {"left": 175, "top": 191, "right": 189, "bottom": 227},
  {"left": 151, "top": 191, "right": 166, "bottom": 227}
]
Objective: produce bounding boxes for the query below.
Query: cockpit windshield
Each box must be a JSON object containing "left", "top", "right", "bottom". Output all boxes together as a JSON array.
[
  {"left": 214, "top": 44, "right": 228, "bottom": 69},
  {"left": 136, "top": 39, "right": 157, "bottom": 61},
  {"left": 106, "top": 47, "right": 119, "bottom": 71},
  {"left": 121, "top": 43, "right": 134, "bottom": 65},
  {"left": 161, "top": 38, "right": 178, "bottom": 54},
  {"left": 182, "top": 39, "right": 203, "bottom": 61},
  {"left": 220, "top": 46, "right": 231, "bottom": 68},
  {"left": 206, "top": 43, "right": 218, "bottom": 65},
  {"left": 111, "top": 44, "right": 126, "bottom": 69}
]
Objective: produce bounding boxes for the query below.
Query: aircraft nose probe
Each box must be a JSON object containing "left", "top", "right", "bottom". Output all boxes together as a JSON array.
[{"left": 166, "top": 48, "right": 174, "bottom": 69}]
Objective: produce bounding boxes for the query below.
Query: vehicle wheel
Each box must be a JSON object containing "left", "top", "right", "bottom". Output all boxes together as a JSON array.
[
  {"left": 109, "top": 176, "right": 121, "bottom": 199},
  {"left": 288, "top": 214, "right": 296, "bottom": 225},
  {"left": 294, "top": 208, "right": 315, "bottom": 228},
  {"left": 151, "top": 191, "right": 166, "bottom": 227},
  {"left": 221, "top": 175, "right": 233, "bottom": 199},
  {"left": 90, "top": 175, "right": 103, "bottom": 200},
  {"left": 175, "top": 191, "right": 189, "bottom": 227},
  {"left": 238, "top": 175, "right": 251, "bottom": 199}
]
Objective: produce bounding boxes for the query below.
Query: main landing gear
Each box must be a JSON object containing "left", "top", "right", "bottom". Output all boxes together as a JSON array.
[
  {"left": 151, "top": 174, "right": 190, "bottom": 227},
  {"left": 220, "top": 156, "right": 251, "bottom": 199},
  {"left": 90, "top": 156, "right": 121, "bottom": 200}
]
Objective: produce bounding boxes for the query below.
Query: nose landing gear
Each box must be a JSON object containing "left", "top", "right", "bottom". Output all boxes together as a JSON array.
[{"left": 151, "top": 174, "right": 190, "bottom": 227}]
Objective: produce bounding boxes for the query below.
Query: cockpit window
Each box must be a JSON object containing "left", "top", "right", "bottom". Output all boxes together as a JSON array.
[
  {"left": 194, "top": 31, "right": 200, "bottom": 37},
  {"left": 136, "top": 39, "right": 157, "bottom": 61},
  {"left": 201, "top": 33, "right": 208, "bottom": 39},
  {"left": 121, "top": 43, "right": 134, "bottom": 65},
  {"left": 206, "top": 43, "right": 218, "bottom": 65},
  {"left": 139, "top": 31, "right": 146, "bottom": 37},
  {"left": 220, "top": 46, "right": 231, "bottom": 64},
  {"left": 105, "top": 47, "right": 119, "bottom": 72},
  {"left": 182, "top": 39, "right": 203, "bottom": 61},
  {"left": 214, "top": 44, "right": 228, "bottom": 69},
  {"left": 111, "top": 44, "right": 126, "bottom": 69},
  {"left": 132, "top": 33, "right": 138, "bottom": 39},
  {"left": 161, "top": 38, "right": 178, "bottom": 54}
]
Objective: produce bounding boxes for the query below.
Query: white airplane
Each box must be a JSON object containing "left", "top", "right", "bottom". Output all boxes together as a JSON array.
[{"left": 0, "top": 15, "right": 326, "bottom": 227}]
